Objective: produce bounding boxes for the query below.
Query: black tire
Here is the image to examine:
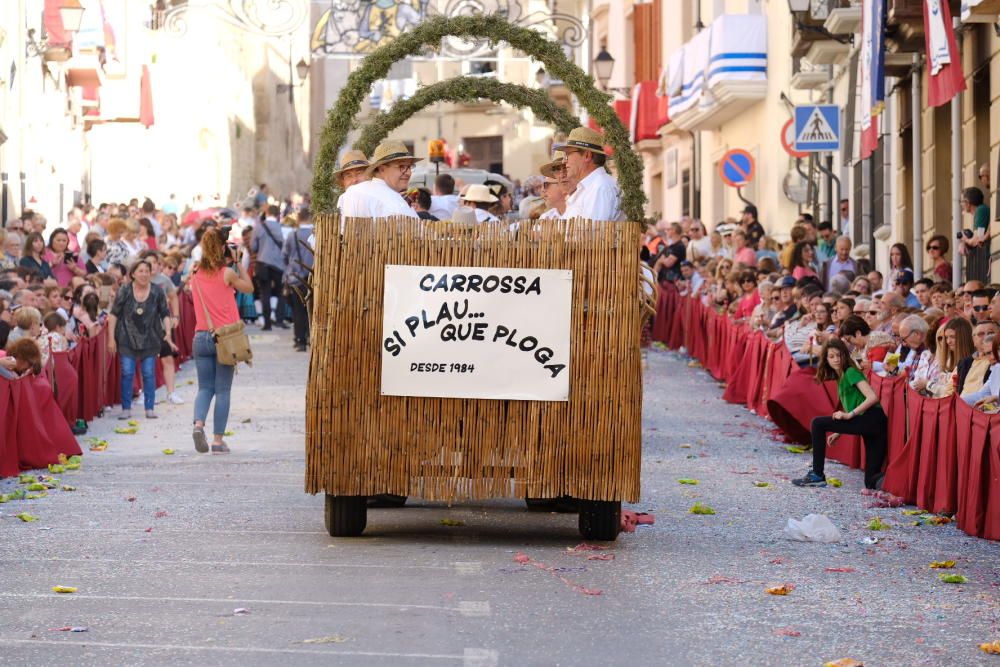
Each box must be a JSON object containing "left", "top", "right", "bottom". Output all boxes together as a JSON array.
[
  {"left": 578, "top": 500, "right": 621, "bottom": 541},
  {"left": 368, "top": 494, "right": 408, "bottom": 508},
  {"left": 324, "top": 494, "right": 367, "bottom": 536}
]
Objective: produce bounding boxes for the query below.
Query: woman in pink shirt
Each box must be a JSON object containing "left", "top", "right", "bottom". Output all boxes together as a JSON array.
[
  {"left": 44, "top": 228, "right": 86, "bottom": 287},
  {"left": 732, "top": 229, "right": 757, "bottom": 267},
  {"left": 190, "top": 228, "right": 254, "bottom": 454},
  {"left": 734, "top": 270, "right": 761, "bottom": 320},
  {"left": 790, "top": 241, "right": 819, "bottom": 282}
]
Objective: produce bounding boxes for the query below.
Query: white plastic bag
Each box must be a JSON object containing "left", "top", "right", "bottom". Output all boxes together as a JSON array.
[{"left": 783, "top": 514, "right": 842, "bottom": 543}]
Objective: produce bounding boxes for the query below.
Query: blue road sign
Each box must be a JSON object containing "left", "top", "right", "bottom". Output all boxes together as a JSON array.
[
  {"left": 794, "top": 105, "right": 841, "bottom": 152},
  {"left": 719, "top": 149, "right": 754, "bottom": 188}
]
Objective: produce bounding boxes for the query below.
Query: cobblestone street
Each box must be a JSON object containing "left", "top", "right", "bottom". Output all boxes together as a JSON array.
[{"left": 1, "top": 335, "right": 997, "bottom": 666}]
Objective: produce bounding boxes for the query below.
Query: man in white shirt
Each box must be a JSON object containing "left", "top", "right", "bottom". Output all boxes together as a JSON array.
[
  {"left": 557, "top": 127, "right": 622, "bottom": 221},
  {"left": 429, "top": 173, "right": 460, "bottom": 220},
  {"left": 338, "top": 141, "right": 420, "bottom": 219},
  {"left": 461, "top": 184, "right": 500, "bottom": 223}
]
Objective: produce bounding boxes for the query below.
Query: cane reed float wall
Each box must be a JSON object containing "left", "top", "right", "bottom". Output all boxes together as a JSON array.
[
  {"left": 304, "top": 216, "right": 643, "bottom": 502},
  {"left": 654, "top": 291, "right": 1000, "bottom": 541},
  {"left": 311, "top": 14, "right": 646, "bottom": 222}
]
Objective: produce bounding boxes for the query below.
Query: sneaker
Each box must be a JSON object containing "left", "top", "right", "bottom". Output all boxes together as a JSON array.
[
  {"left": 145, "top": 410, "right": 158, "bottom": 420},
  {"left": 791, "top": 470, "right": 827, "bottom": 487},
  {"left": 274, "top": 321, "right": 289, "bottom": 330},
  {"left": 192, "top": 427, "right": 209, "bottom": 453},
  {"left": 295, "top": 344, "right": 307, "bottom": 352},
  {"left": 168, "top": 392, "right": 185, "bottom": 405},
  {"left": 117, "top": 410, "right": 132, "bottom": 421},
  {"left": 211, "top": 442, "right": 231, "bottom": 454}
]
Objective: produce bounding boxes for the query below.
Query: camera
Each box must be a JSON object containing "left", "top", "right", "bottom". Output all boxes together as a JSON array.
[
  {"left": 64, "top": 251, "right": 77, "bottom": 263},
  {"left": 957, "top": 229, "right": 974, "bottom": 240}
]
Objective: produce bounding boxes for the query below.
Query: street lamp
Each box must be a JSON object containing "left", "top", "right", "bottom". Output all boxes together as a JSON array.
[
  {"left": 277, "top": 58, "right": 310, "bottom": 101},
  {"left": 59, "top": 0, "right": 86, "bottom": 34},
  {"left": 295, "top": 58, "right": 309, "bottom": 81},
  {"left": 593, "top": 47, "right": 614, "bottom": 89}
]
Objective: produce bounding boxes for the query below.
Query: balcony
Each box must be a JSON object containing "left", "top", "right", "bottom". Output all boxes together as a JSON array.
[
  {"left": 791, "top": 0, "right": 854, "bottom": 58},
  {"left": 791, "top": 58, "right": 828, "bottom": 91},
  {"left": 665, "top": 13, "right": 767, "bottom": 132},
  {"left": 961, "top": 0, "right": 1000, "bottom": 22}
]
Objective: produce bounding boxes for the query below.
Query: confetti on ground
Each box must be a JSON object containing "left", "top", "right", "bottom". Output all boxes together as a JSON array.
[
  {"left": 773, "top": 627, "right": 801, "bottom": 637},
  {"left": 825, "top": 567, "right": 856, "bottom": 573},
  {"left": 765, "top": 584, "right": 795, "bottom": 596},
  {"left": 127, "top": 419, "right": 139, "bottom": 426},
  {"left": 677, "top": 478, "right": 699, "bottom": 485},
  {"left": 753, "top": 481, "right": 770, "bottom": 488},
  {"left": 161, "top": 449, "right": 175, "bottom": 455},
  {"left": 513, "top": 552, "right": 602, "bottom": 596},
  {"left": 439, "top": 518, "right": 464, "bottom": 526},
  {"left": 938, "top": 574, "right": 968, "bottom": 584},
  {"left": 25, "top": 493, "right": 47, "bottom": 500},
  {"left": 87, "top": 438, "right": 108, "bottom": 451},
  {"left": 867, "top": 517, "right": 891, "bottom": 531},
  {"left": 785, "top": 446, "right": 807, "bottom": 454},
  {"left": 51, "top": 627, "right": 88, "bottom": 632},
  {"left": 154, "top": 511, "right": 168, "bottom": 518},
  {"left": 705, "top": 575, "right": 748, "bottom": 585},
  {"left": 15, "top": 513, "right": 38, "bottom": 522},
  {"left": 233, "top": 608, "right": 250, "bottom": 616},
  {"left": 47, "top": 464, "right": 64, "bottom": 474},
  {"left": 828, "top": 477, "right": 843, "bottom": 488},
  {"left": 687, "top": 360, "right": 702, "bottom": 368},
  {"left": 567, "top": 543, "right": 609, "bottom": 553},
  {"left": 929, "top": 560, "right": 956, "bottom": 569},
  {"left": 224, "top": 430, "right": 235, "bottom": 436},
  {"left": 51, "top": 586, "right": 77, "bottom": 594},
  {"left": 924, "top": 515, "right": 953, "bottom": 526},
  {"left": 902, "top": 509, "right": 926, "bottom": 515},
  {"left": 18, "top": 474, "right": 36, "bottom": 485},
  {"left": 824, "top": 660, "right": 863, "bottom": 667},
  {"left": 679, "top": 443, "right": 692, "bottom": 448},
  {"left": 980, "top": 641, "right": 1000, "bottom": 655},
  {"left": 26, "top": 483, "right": 46, "bottom": 492},
  {"left": 64, "top": 463, "right": 80, "bottom": 471},
  {"left": 114, "top": 427, "right": 138, "bottom": 435},
  {"left": 689, "top": 502, "right": 715, "bottom": 515},
  {"left": 301, "top": 635, "right": 349, "bottom": 644}
]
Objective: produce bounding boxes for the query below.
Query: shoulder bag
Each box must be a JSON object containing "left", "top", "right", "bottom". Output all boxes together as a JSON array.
[{"left": 193, "top": 272, "right": 253, "bottom": 367}]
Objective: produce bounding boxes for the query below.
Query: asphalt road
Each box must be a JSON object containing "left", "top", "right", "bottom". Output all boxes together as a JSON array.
[{"left": 1, "top": 334, "right": 997, "bottom": 666}]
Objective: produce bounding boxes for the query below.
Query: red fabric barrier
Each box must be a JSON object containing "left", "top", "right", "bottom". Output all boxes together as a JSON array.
[
  {"left": 11, "top": 374, "right": 82, "bottom": 469},
  {"left": 955, "top": 399, "right": 991, "bottom": 537},
  {"left": 0, "top": 381, "right": 18, "bottom": 478},
  {"left": 722, "top": 329, "right": 751, "bottom": 405},
  {"left": 987, "top": 424, "right": 1000, "bottom": 540},
  {"left": 868, "top": 373, "right": 907, "bottom": 471},
  {"left": 652, "top": 282, "right": 679, "bottom": 345},
  {"left": 743, "top": 333, "right": 767, "bottom": 414},
  {"left": 767, "top": 368, "right": 833, "bottom": 445},
  {"left": 913, "top": 395, "right": 958, "bottom": 514},
  {"left": 51, "top": 351, "right": 80, "bottom": 424}
]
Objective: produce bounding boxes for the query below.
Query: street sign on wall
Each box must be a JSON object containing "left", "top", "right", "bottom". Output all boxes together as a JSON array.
[
  {"left": 781, "top": 119, "right": 808, "bottom": 159},
  {"left": 381, "top": 265, "right": 572, "bottom": 401},
  {"left": 718, "top": 149, "right": 755, "bottom": 188},
  {"left": 793, "top": 105, "right": 841, "bottom": 152}
]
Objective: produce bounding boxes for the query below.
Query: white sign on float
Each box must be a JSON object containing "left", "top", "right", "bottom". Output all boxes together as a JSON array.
[{"left": 381, "top": 265, "right": 572, "bottom": 401}]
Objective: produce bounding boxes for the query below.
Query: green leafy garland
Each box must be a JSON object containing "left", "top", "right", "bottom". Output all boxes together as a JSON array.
[
  {"left": 312, "top": 14, "right": 646, "bottom": 222},
  {"left": 355, "top": 78, "right": 579, "bottom": 156}
]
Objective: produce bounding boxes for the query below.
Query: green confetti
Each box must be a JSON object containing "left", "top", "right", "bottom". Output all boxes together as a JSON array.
[
  {"left": 689, "top": 502, "right": 716, "bottom": 515},
  {"left": 439, "top": 518, "right": 464, "bottom": 526},
  {"left": 161, "top": 449, "right": 175, "bottom": 456},
  {"left": 223, "top": 430, "right": 235, "bottom": 436},
  {"left": 677, "top": 478, "right": 699, "bottom": 485},
  {"left": 15, "top": 513, "right": 38, "bottom": 522},
  {"left": 25, "top": 492, "right": 47, "bottom": 500},
  {"left": 61, "top": 485, "right": 76, "bottom": 492},
  {"left": 867, "top": 517, "right": 891, "bottom": 531},
  {"left": 114, "top": 427, "right": 138, "bottom": 434},
  {"left": 18, "top": 474, "right": 36, "bottom": 485},
  {"left": 64, "top": 463, "right": 80, "bottom": 471},
  {"left": 753, "top": 481, "right": 770, "bottom": 488},
  {"left": 938, "top": 574, "right": 968, "bottom": 584},
  {"left": 828, "top": 478, "right": 843, "bottom": 488},
  {"left": 48, "top": 464, "right": 65, "bottom": 474},
  {"left": 785, "top": 446, "right": 807, "bottom": 454},
  {"left": 26, "top": 483, "right": 46, "bottom": 492}
]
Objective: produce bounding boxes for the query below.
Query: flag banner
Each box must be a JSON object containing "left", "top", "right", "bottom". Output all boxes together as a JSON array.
[
  {"left": 859, "top": 0, "right": 886, "bottom": 160},
  {"left": 924, "top": 0, "right": 967, "bottom": 108}
]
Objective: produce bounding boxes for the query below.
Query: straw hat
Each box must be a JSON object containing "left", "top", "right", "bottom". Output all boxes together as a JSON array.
[
  {"left": 331, "top": 150, "right": 370, "bottom": 178},
  {"left": 554, "top": 127, "right": 607, "bottom": 156},
  {"left": 539, "top": 152, "right": 566, "bottom": 178},
  {"left": 851, "top": 243, "right": 871, "bottom": 260},
  {"left": 462, "top": 183, "right": 498, "bottom": 204},
  {"left": 365, "top": 140, "right": 422, "bottom": 176}
]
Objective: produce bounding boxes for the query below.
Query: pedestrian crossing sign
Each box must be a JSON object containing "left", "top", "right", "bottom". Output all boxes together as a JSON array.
[{"left": 793, "top": 105, "right": 841, "bottom": 152}]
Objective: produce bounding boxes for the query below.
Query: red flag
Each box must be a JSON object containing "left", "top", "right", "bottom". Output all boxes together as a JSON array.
[
  {"left": 923, "top": 0, "right": 966, "bottom": 108},
  {"left": 139, "top": 65, "right": 154, "bottom": 129}
]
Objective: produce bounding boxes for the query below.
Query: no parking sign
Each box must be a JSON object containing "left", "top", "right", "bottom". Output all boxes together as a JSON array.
[{"left": 718, "top": 149, "right": 755, "bottom": 188}]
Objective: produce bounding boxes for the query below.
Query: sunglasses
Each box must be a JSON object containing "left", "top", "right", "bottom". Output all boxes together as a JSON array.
[
  {"left": 973, "top": 305, "right": 991, "bottom": 312},
  {"left": 927, "top": 245, "right": 942, "bottom": 251}
]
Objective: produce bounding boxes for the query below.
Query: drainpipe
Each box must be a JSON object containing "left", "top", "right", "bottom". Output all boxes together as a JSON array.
[
  {"left": 911, "top": 55, "right": 923, "bottom": 279},
  {"left": 692, "top": 0, "right": 703, "bottom": 220},
  {"left": 951, "top": 17, "right": 962, "bottom": 288}
]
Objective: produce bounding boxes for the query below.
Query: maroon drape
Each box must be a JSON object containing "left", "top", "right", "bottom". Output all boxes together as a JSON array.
[
  {"left": 722, "top": 328, "right": 750, "bottom": 405},
  {"left": 955, "top": 399, "right": 991, "bottom": 537},
  {"left": 767, "top": 368, "right": 833, "bottom": 446},
  {"left": 0, "top": 381, "right": 18, "bottom": 477},
  {"left": 651, "top": 282, "right": 679, "bottom": 344},
  {"left": 868, "top": 373, "right": 907, "bottom": 470},
  {"left": 13, "top": 375, "right": 82, "bottom": 469},
  {"left": 986, "top": 424, "right": 1000, "bottom": 540},
  {"left": 51, "top": 350, "right": 80, "bottom": 423}
]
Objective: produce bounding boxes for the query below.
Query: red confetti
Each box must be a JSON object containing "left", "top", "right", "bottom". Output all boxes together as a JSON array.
[
  {"left": 705, "top": 575, "right": 747, "bottom": 585},
  {"left": 825, "top": 567, "right": 856, "bottom": 573},
  {"left": 144, "top": 527, "right": 153, "bottom": 533},
  {"left": 770, "top": 557, "right": 786, "bottom": 565},
  {"left": 587, "top": 554, "right": 615, "bottom": 561},
  {"left": 153, "top": 511, "right": 168, "bottom": 518},
  {"left": 773, "top": 627, "right": 801, "bottom": 637},
  {"left": 512, "top": 553, "right": 603, "bottom": 596},
  {"left": 126, "top": 496, "right": 136, "bottom": 502}
]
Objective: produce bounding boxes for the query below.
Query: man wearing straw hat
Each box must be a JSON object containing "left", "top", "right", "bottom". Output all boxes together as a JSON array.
[
  {"left": 333, "top": 150, "right": 371, "bottom": 214},
  {"left": 538, "top": 152, "right": 568, "bottom": 220},
  {"left": 556, "top": 127, "right": 621, "bottom": 222},
  {"left": 460, "top": 184, "right": 500, "bottom": 223},
  {"left": 338, "top": 140, "right": 421, "bottom": 219}
]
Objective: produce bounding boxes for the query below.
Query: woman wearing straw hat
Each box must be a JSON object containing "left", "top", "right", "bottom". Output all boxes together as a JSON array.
[
  {"left": 538, "top": 152, "right": 568, "bottom": 220},
  {"left": 556, "top": 127, "right": 622, "bottom": 221},
  {"left": 338, "top": 141, "right": 421, "bottom": 219},
  {"left": 461, "top": 184, "right": 500, "bottom": 223}
]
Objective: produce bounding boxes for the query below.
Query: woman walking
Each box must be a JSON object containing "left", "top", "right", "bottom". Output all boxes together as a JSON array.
[
  {"left": 190, "top": 228, "right": 254, "bottom": 454},
  {"left": 793, "top": 338, "right": 888, "bottom": 490},
  {"left": 107, "top": 260, "right": 172, "bottom": 420}
]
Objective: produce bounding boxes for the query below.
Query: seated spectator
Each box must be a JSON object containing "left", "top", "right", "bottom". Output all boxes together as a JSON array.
[
  {"left": 874, "top": 313, "right": 927, "bottom": 376},
  {"left": 793, "top": 338, "right": 887, "bottom": 490},
  {"left": 839, "top": 315, "right": 894, "bottom": 371},
  {"left": 731, "top": 229, "right": 756, "bottom": 267},
  {"left": 0, "top": 337, "right": 42, "bottom": 379},
  {"left": 894, "top": 268, "right": 921, "bottom": 309},
  {"left": 7, "top": 306, "right": 41, "bottom": 346},
  {"left": 756, "top": 236, "right": 780, "bottom": 266},
  {"left": 779, "top": 224, "right": 807, "bottom": 269},
  {"left": 798, "top": 299, "right": 836, "bottom": 363},
  {"left": 784, "top": 291, "right": 821, "bottom": 362},
  {"left": 790, "top": 241, "right": 819, "bottom": 281},
  {"left": 833, "top": 298, "right": 854, "bottom": 328},
  {"left": 914, "top": 317, "right": 974, "bottom": 397},
  {"left": 19, "top": 232, "right": 53, "bottom": 281},
  {"left": 767, "top": 277, "right": 798, "bottom": 332},
  {"left": 958, "top": 322, "right": 999, "bottom": 397},
  {"left": 963, "top": 335, "right": 1000, "bottom": 409},
  {"left": 926, "top": 235, "right": 952, "bottom": 283},
  {"left": 86, "top": 238, "right": 107, "bottom": 274},
  {"left": 969, "top": 288, "right": 997, "bottom": 325},
  {"left": 867, "top": 270, "right": 884, "bottom": 292},
  {"left": 873, "top": 292, "right": 904, "bottom": 334},
  {"left": 750, "top": 280, "right": 776, "bottom": 329},
  {"left": 42, "top": 311, "right": 69, "bottom": 355},
  {"left": 734, "top": 271, "right": 760, "bottom": 320}
]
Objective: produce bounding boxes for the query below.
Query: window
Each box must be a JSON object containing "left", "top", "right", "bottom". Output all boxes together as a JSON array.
[{"left": 681, "top": 168, "right": 691, "bottom": 218}]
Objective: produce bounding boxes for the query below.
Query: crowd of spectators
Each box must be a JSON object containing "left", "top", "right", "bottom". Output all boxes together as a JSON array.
[{"left": 0, "top": 187, "right": 315, "bottom": 430}]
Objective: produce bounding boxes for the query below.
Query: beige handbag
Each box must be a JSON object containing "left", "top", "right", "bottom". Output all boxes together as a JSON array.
[{"left": 193, "top": 274, "right": 253, "bottom": 367}]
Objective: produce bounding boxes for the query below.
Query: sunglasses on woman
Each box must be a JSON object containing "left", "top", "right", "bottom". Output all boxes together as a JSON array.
[{"left": 927, "top": 245, "right": 941, "bottom": 251}]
